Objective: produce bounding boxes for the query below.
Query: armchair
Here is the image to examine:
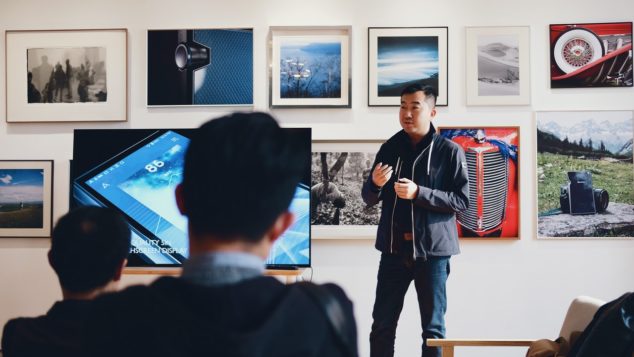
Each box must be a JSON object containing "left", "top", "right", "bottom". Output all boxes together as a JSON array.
[{"left": 427, "top": 296, "right": 605, "bottom": 357}]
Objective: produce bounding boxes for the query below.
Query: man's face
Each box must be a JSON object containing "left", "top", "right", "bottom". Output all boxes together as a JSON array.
[{"left": 399, "top": 91, "right": 436, "bottom": 138}]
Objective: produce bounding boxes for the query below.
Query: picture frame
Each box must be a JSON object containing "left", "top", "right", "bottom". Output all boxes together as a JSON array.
[
  {"left": 0, "top": 160, "right": 53, "bottom": 237},
  {"left": 269, "top": 26, "right": 351, "bottom": 108},
  {"left": 311, "top": 140, "right": 383, "bottom": 239},
  {"left": 465, "top": 26, "right": 530, "bottom": 106},
  {"left": 438, "top": 127, "right": 521, "bottom": 239},
  {"left": 535, "top": 111, "right": 634, "bottom": 239},
  {"left": 147, "top": 28, "right": 253, "bottom": 107},
  {"left": 368, "top": 27, "right": 448, "bottom": 106},
  {"left": 5, "top": 29, "right": 128, "bottom": 122},
  {"left": 549, "top": 22, "right": 633, "bottom": 88}
]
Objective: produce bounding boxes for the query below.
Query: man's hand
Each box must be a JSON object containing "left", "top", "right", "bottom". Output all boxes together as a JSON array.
[
  {"left": 372, "top": 162, "right": 393, "bottom": 188},
  {"left": 394, "top": 178, "right": 418, "bottom": 200}
]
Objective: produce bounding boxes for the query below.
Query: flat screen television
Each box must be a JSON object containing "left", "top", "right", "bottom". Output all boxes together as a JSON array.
[{"left": 71, "top": 128, "right": 311, "bottom": 269}]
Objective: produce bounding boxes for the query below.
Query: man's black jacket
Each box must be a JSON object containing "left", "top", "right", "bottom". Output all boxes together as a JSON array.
[
  {"left": 80, "top": 276, "right": 358, "bottom": 357},
  {"left": 2, "top": 300, "right": 92, "bottom": 357},
  {"left": 362, "top": 126, "right": 469, "bottom": 259}
]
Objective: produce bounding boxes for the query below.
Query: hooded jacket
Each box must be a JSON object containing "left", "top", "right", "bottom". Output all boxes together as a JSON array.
[
  {"left": 2, "top": 300, "right": 92, "bottom": 357},
  {"left": 80, "top": 276, "right": 357, "bottom": 357},
  {"left": 362, "top": 125, "right": 470, "bottom": 259}
]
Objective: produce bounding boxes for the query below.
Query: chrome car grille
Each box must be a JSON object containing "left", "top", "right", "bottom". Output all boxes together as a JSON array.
[{"left": 458, "top": 150, "right": 508, "bottom": 232}]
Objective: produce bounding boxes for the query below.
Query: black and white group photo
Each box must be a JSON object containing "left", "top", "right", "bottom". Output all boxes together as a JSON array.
[{"left": 26, "top": 47, "right": 107, "bottom": 104}]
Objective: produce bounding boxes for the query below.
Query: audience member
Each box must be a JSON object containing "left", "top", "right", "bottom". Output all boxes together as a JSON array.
[
  {"left": 81, "top": 112, "right": 358, "bottom": 357},
  {"left": 1, "top": 206, "right": 131, "bottom": 357}
]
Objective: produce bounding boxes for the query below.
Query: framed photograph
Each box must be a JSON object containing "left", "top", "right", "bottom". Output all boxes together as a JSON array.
[
  {"left": 549, "top": 22, "right": 632, "bottom": 88},
  {"left": 6, "top": 29, "right": 127, "bottom": 122},
  {"left": 0, "top": 160, "right": 53, "bottom": 237},
  {"left": 536, "top": 111, "right": 634, "bottom": 239},
  {"left": 147, "top": 28, "right": 253, "bottom": 106},
  {"left": 368, "top": 27, "right": 448, "bottom": 106},
  {"left": 311, "top": 140, "right": 383, "bottom": 239},
  {"left": 269, "top": 26, "right": 351, "bottom": 108},
  {"left": 465, "top": 26, "right": 530, "bottom": 106},
  {"left": 439, "top": 127, "right": 520, "bottom": 239}
]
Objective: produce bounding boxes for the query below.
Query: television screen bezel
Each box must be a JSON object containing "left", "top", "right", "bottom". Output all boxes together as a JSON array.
[{"left": 71, "top": 128, "right": 312, "bottom": 269}]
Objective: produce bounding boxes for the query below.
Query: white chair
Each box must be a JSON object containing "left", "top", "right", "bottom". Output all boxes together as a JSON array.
[{"left": 427, "top": 296, "right": 606, "bottom": 357}]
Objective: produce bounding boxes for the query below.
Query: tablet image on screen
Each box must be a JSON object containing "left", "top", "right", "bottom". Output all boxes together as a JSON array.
[
  {"left": 267, "top": 184, "right": 310, "bottom": 267},
  {"left": 72, "top": 129, "right": 311, "bottom": 268}
]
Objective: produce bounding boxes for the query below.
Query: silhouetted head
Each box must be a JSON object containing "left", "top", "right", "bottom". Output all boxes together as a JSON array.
[
  {"left": 49, "top": 206, "right": 130, "bottom": 293},
  {"left": 178, "top": 112, "right": 309, "bottom": 243}
]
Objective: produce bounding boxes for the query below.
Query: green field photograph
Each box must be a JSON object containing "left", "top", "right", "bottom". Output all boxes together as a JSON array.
[
  {"left": 311, "top": 151, "right": 380, "bottom": 226},
  {"left": 0, "top": 161, "right": 52, "bottom": 237},
  {"left": 0, "top": 169, "right": 44, "bottom": 229},
  {"left": 536, "top": 111, "right": 634, "bottom": 238}
]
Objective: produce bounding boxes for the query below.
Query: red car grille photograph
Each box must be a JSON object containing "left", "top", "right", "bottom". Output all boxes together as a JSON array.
[{"left": 458, "top": 150, "right": 508, "bottom": 232}]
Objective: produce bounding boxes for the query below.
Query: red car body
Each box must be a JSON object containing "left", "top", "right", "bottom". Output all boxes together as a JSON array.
[
  {"left": 445, "top": 128, "right": 519, "bottom": 238},
  {"left": 550, "top": 22, "right": 633, "bottom": 87}
]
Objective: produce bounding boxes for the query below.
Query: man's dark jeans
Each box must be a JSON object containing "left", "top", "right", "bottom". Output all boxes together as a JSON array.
[{"left": 370, "top": 253, "right": 450, "bottom": 357}]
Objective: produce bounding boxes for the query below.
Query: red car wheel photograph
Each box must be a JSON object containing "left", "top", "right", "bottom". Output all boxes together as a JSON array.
[{"left": 550, "top": 22, "right": 633, "bottom": 88}]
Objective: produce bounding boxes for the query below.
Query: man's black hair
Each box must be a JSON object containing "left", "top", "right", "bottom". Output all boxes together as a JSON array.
[
  {"left": 49, "top": 206, "right": 131, "bottom": 293},
  {"left": 400, "top": 84, "right": 438, "bottom": 107},
  {"left": 181, "top": 112, "right": 309, "bottom": 242}
]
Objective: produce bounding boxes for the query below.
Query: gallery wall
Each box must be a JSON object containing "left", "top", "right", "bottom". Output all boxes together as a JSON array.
[{"left": 1, "top": 0, "right": 633, "bottom": 356}]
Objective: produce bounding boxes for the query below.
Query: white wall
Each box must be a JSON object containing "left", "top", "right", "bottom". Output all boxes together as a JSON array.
[{"left": 1, "top": 0, "right": 633, "bottom": 356}]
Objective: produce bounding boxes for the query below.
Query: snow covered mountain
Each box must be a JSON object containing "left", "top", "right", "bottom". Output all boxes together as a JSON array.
[
  {"left": 617, "top": 139, "right": 633, "bottom": 157},
  {"left": 537, "top": 118, "right": 632, "bottom": 154}
]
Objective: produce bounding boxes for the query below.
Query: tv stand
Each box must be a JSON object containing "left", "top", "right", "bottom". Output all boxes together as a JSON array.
[
  {"left": 265, "top": 268, "right": 304, "bottom": 284},
  {"left": 124, "top": 267, "right": 304, "bottom": 284}
]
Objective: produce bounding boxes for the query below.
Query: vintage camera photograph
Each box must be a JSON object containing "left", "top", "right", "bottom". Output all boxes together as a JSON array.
[
  {"left": 549, "top": 22, "right": 632, "bottom": 88},
  {"left": 440, "top": 127, "right": 519, "bottom": 239},
  {"left": 536, "top": 111, "right": 634, "bottom": 238},
  {"left": 27, "top": 47, "right": 107, "bottom": 103}
]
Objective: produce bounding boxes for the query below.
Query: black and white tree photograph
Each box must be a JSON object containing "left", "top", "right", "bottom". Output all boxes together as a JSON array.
[
  {"left": 311, "top": 152, "right": 380, "bottom": 226},
  {"left": 27, "top": 47, "right": 107, "bottom": 103}
]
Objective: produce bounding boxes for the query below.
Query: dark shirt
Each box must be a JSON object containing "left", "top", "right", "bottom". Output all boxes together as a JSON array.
[
  {"left": 2, "top": 300, "right": 92, "bottom": 357},
  {"left": 362, "top": 124, "right": 469, "bottom": 258},
  {"left": 569, "top": 292, "right": 634, "bottom": 357},
  {"left": 81, "top": 276, "right": 357, "bottom": 357},
  {"left": 394, "top": 130, "right": 434, "bottom": 254}
]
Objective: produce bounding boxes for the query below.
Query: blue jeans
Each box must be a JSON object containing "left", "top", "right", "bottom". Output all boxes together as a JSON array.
[{"left": 370, "top": 253, "right": 450, "bottom": 357}]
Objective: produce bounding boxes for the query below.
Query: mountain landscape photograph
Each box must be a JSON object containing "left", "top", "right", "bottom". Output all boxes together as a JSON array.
[
  {"left": 536, "top": 111, "right": 634, "bottom": 237},
  {"left": 477, "top": 34, "right": 520, "bottom": 96}
]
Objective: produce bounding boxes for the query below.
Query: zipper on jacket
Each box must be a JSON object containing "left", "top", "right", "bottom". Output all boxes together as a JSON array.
[
  {"left": 411, "top": 138, "right": 434, "bottom": 260},
  {"left": 390, "top": 157, "right": 402, "bottom": 254}
]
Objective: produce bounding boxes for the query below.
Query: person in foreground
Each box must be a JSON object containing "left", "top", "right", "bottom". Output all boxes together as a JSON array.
[
  {"left": 81, "top": 112, "right": 358, "bottom": 357},
  {"left": 1, "top": 206, "right": 131, "bottom": 357},
  {"left": 362, "top": 84, "right": 469, "bottom": 357}
]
